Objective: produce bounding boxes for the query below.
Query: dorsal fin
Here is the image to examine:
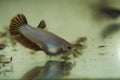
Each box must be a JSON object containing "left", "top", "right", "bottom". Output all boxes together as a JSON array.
[{"left": 37, "top": 20, "right": 46, "bottom": 29}]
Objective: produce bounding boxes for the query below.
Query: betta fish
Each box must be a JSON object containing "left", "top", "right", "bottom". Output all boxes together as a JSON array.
[{"left": 9, "top": 14, "right": 72, "bottom": 56}]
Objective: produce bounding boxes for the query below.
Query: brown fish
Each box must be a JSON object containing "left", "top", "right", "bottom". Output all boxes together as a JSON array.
[{"left": 9, "top": 14, "right": 72, "bottom": 55}]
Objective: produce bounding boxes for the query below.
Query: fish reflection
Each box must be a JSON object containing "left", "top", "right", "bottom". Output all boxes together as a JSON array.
[{"left": 21, "top": 60, "right": 73, "bottom": 80}]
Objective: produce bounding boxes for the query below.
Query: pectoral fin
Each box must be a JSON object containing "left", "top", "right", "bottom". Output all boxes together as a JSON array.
[{"left": 37, "top": 20, "right": 46, "bottom": 29}]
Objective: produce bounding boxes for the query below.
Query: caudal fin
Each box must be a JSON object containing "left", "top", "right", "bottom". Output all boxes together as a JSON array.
[
  {"left": 9, "top": 14, "right": 42, "bottom": 51},
  {"left": 9, "top": 14, "right": 28, "bottom": 35}
]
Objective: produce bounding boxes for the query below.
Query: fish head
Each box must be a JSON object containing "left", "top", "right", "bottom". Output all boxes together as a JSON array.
[
  {"left": 44, "top": 43, "right": 72, "bottom": 55},
  {"left": 61, "top": 42, "right": 72, "bottom": 53}
]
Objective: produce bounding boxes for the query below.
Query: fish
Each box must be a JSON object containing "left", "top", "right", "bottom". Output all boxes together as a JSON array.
[{"left": 9, "top": 14, "right": 72, "bottom": 55}]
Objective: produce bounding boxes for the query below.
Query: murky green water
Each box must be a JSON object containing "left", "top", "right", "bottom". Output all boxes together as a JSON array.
[{"left": 0, "top": 0, "right": 120, "bottom": 79}]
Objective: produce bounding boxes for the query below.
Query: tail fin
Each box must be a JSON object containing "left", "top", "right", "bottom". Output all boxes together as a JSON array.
[
  {"left": 9, "top": 14, "right": 28, "bottom": 35},
  {"left": 9, "top": 14, "right": 42, "bottom": 51}
]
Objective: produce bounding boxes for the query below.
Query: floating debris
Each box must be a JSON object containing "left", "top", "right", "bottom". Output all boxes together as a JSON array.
[
  {"left": 71, "top": 37, "right": 87, "bottom": 58},
  {"left": 98, "top": 53, "right": 105, "bottom": 55},
  {"left": 98, "top": 45, "right": 106, "bottom": 48},
  {"left": 0, "top": 65, "right": 13, "bottom": 76},
  {"left": 0, "top": 44, "right": 7, "bottom": 50},
  {"left": 76, "top": 37, "right": 87, "bottom": 44},
  {"left": 0, "top": 32, "right": 7, "bottom": 38},
  {"left": 0, "top": 55, "right": 12, "bottom": 67},
  {"left": 0, "top": 55, "right": 13, "bottom": 76},
  {"left": 61, "top": 56, "right": 71, "bottom": 61}
]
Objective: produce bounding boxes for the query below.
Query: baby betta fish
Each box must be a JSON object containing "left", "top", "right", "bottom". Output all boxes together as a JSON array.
[{"left": 9, "top": 14, "right": 72, "bottom": 56}]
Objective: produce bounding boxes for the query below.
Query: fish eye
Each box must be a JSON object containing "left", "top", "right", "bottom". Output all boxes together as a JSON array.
[{"left": 67, "top": 46, "right": 71, "bottom": 50}]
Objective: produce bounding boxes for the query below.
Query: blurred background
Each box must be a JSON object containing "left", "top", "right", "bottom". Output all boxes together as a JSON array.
[{"left": 0, "top": 0, "right": 120, "bottom": 79}]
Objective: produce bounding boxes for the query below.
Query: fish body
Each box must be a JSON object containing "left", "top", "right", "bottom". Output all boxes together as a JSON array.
[{"left": 9, "top": 14, "right": 72, "bottom": 55}]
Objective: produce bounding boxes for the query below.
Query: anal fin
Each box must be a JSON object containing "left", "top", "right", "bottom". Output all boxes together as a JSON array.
[{"left": 15, "top": 34, "right": 42, "bottom": 51}]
